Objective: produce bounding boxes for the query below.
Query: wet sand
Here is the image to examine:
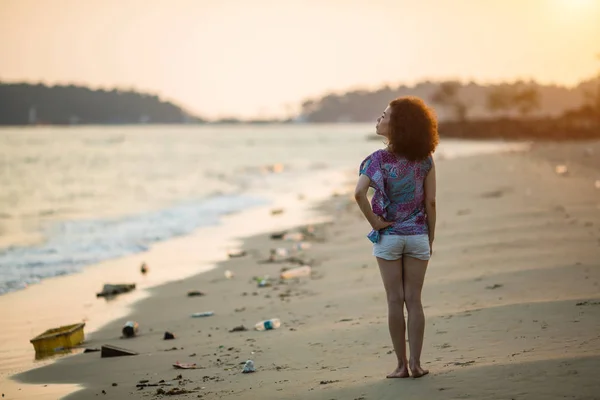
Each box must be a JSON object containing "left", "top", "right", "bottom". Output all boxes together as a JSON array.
[{"left": 8, "top": 141, "right": 600, "bottom": 400}]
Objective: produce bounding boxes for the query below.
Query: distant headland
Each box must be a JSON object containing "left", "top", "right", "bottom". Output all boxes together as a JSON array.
[{"left": 1, "top": 77, "right": 599, "bottom": 140}]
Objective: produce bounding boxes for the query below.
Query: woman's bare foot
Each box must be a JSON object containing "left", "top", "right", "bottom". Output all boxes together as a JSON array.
[
  {"left": 409, "top": 364, "right": 429, "bottom": 378},
  {"left": 386, "top": 365, "right": 410, "bottom": 378}
]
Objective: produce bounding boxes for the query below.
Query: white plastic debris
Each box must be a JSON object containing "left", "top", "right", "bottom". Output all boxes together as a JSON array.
[
  {"left": 242, "top": 360, "right": 256, "bottom": 373},
  {"left": 224, "top": 270, "right": 234, "bottom": 279}
]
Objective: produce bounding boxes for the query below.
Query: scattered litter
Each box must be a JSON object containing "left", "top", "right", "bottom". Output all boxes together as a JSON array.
[
  {"left": 453, "top": 360, "right": 475, "bottom": 367},
  {"left": 229, "top": 325, "right": 248, "bottom": 332},
  {"left": 224, "top": 270, "right": 234, "bottom": 279},
  {"left": 191, "top": 311, "right": 214, "bottom": 318},
  {"left": 339, "top": 318, "right": 353, "bottom": 322},
  {"left": 254, "top": 276, "right": 272, "bottom": 288},
  {"left": 30, "top": 323, "right": 85, "bottom": 354},
  {"left": 320, "top": 380, "right": 340, "bottom": 385},
  {"left": 157, "top": 387, "right": 196, "bottom": 395},
  {"left": 228, "top": 250, "right": 247, "bottom": 258},
  {"left": 242, "top": 360, "right": 256, "bottom": 373},
  {"left": 187, "top": 290, "right": 205, "bottom": 297},
  {"left": 255, "top": 318, "right": 281, "bottom": 331},
  {"left": 112, "top": 383, "right": 118, "bottom": 387},
  {"left": 164, "top": 347, "right": 178, "bottom": 352},
  {"left": 101, "top": 344, "right": 138, "bottom": 358},
  {"left": 137, "top": 382, "right": 172, "bottom": 389},
  {"left": 294, "top": 242, "right": 312, "bottom": 251},
  {"left": 140, "top": 262, "right": 148, "bottom": 275},
  {"left": 271, "top": 208, "right": 284, "bottom": 215},
  {"left": 122, "top": 321, "right": 139, "bottom": 338},
  {"left": 485, "top": 284, "right": 503, "bottom": 290},
  {"left": 164, "top": 331, "right": 175, "bottom": 340},
  {"left": 555, "top": 165, "right": 568, "bottom": 175},
  {"left": 234, "top": 307, "right": 246, "bottom": 312},
  {"left": 576, "top": 301, "right": 600, "bottom": 306},
  {"left": 173, "top": 361, "right": 197, "bottom": 369},
  {"left": 273, "top": 248, "right": 289, "bottom": 257},
  {"left": 283, "top": 232, "right": 304, "bottom": 241},
  {"left": 280, "top": 265, "right": 312, "bottom": 280},
  {"left": 97, "top": 283, "right": 136, "bottom": 298},
  {"left": 83, "top": 347, "right": 100, "bottom": 353},
  {"left": 270, "top": 231, "right": 287, "bottom": 240}
]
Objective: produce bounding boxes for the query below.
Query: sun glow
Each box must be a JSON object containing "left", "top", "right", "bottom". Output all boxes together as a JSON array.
[{"left": 557, "top": 0, "right": 596, "bottom": 11}]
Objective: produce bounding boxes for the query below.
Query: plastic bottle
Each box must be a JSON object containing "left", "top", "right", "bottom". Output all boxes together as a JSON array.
[
  {"left": 191, "top": 311, "right": 215, "bottom": 318},
  {"left": 280, "top": 265, "right": 312, "bottom": 280},
  {"left": 122, "top": 321, "right": 139, "bottom": 338},
  {"left": 283, "top": 232, "right": 304, "bottom": 241},
  {"left": 254, "top": 318, "right": 281, "bottom": 331},
  {"left": 294, "top": 242, "right": 311, "bottom": 251}
]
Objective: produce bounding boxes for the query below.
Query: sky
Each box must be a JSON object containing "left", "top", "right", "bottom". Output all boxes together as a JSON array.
[{"left": 1, "top": 0, "right": 599, "bottom": 118}]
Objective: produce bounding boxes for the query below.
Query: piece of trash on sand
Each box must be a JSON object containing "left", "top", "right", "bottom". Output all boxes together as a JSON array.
[
  {"left": 97, "top": 283, "right": 136, "bottom": 298},
  {"left": 254, "top": 276, "right": 272, "bottom": 288},
  {"left": 30, "top": 323, "right": 85, "bottom": 354},
  {"left": 595, "top": 180, "right": 600, "bottom": 189},
  {"left": 229, "top": 325, "right": 248, "bottom": 332},
  {"left": 271, "top": 208, "right": 284, "bottom": 215},
  {"left": 191, "top": 311, "right": 214, "bottom": 318},
  {"left": 187, "top": 290, "right": 205, "bottom": 297},
  {"left": 228, "top": 250, "right": 247, "bottom": 258},
  {"left": 283, "top": 232, "right": 304, "bottom": 241},
  {"left": 294, "top": 242, "right": 312, "bottom": 251},
  {"left": 270, "top": 231, "right": 287, "bottom": 240},
  {"left": 224, "top": 270, "right": 234, "bottom": 279},
  {"left": 254, "top": 318, "right": 281, "bottom": 331},
  {"left": 122, "top": 321, "right": 139, "bottom": 338},
  {"left": 164, "top": 331, "right": 175, "bottom": 340},
  {"left": 101, "top": 344, "right": 139, "bottom": 358},
  {"left": 140, "top": 262, "right": 148, "bottom": 275},
  {"left": 173, "top": 361, "right": 197, "bottom": 369},
  {"left": 485, "top": 284, "right": 503, "bottom": 290},
  {"left": 273, "top": 248, "right": 289, "bottom": 257},
  {"left": 555, "top": 165, "right": 568, "bottom": 175},
  {"left": 242, "top": 360, "right": 256, "bottom": 373},
  {"left": 280, "top": 265, "right": 312, "bottom": 280},
  {"left": 83, "top": 347, "right": 100, "bottom": 353}
]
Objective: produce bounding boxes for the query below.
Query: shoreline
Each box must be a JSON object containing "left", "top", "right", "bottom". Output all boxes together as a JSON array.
[
  {"left": 8, "top": 140, "right": 600, "bottom": 399},
  {"left": 3, "top": 143, "right": 600, "bottom": 399},
  {"left": 0, "top": 176, "right": 343, "bottom": 399}
]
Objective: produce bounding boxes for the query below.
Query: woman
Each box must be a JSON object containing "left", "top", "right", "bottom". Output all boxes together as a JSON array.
[{"left": 354, "top": 96, "right": 438, "bottom": 379}]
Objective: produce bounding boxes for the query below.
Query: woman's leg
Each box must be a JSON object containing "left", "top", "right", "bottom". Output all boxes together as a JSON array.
[
  {"left": 376, "top": 257, "right": 409, "bottom": 378},
  {"left": 403, "top": 255, "right": 429, "bottom": 378}
]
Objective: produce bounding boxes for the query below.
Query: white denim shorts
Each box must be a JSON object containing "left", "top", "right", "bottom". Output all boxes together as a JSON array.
[{"left": 373, "top": 234, "right": 431, "bottom": 261}]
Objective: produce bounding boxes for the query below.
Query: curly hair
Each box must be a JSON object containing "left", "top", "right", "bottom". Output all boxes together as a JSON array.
[{"left": 387, "top": 96, "right": 439, "bottom": 161}]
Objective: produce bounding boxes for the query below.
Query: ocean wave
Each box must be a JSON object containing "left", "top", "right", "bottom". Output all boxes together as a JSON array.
[{"left": 0, "top": 194, "right": 266, "bottom": 295}]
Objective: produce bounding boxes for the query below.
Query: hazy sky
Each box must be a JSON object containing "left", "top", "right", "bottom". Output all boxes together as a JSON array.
[{"left": 1, "top": 0, "right": 599, "bottom": 118}]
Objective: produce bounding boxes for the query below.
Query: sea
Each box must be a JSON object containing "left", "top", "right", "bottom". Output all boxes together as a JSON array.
[{"left": 0, "top": 124, "right": 528, "bottom": 295}]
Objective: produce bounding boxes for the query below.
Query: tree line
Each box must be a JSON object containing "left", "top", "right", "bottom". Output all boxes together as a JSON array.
[{"left": 0, "top": 82, "right": 201, "bottom": 125}]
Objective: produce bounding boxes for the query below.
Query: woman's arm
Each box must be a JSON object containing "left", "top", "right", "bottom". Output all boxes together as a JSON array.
[
  {"left": 354, "top": 174, "right": 392, "bottom": 231},
  {"left": 424, "top": 160, "right": 437, "bottom": 252}
]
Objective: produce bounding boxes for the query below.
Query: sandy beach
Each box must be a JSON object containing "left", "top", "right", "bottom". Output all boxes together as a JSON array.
[{"left": 6, "top": 141, "right": 600, "bottom": 400}]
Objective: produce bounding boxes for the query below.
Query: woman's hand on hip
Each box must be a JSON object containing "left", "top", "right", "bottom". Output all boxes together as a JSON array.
[{"left": 372, "top": 216, "right": 394, "bottom": 231}]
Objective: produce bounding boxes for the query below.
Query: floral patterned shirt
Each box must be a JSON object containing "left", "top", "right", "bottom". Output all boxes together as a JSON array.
[{"left": 359, "top": 149, "right": 433, "bottom": 243}]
